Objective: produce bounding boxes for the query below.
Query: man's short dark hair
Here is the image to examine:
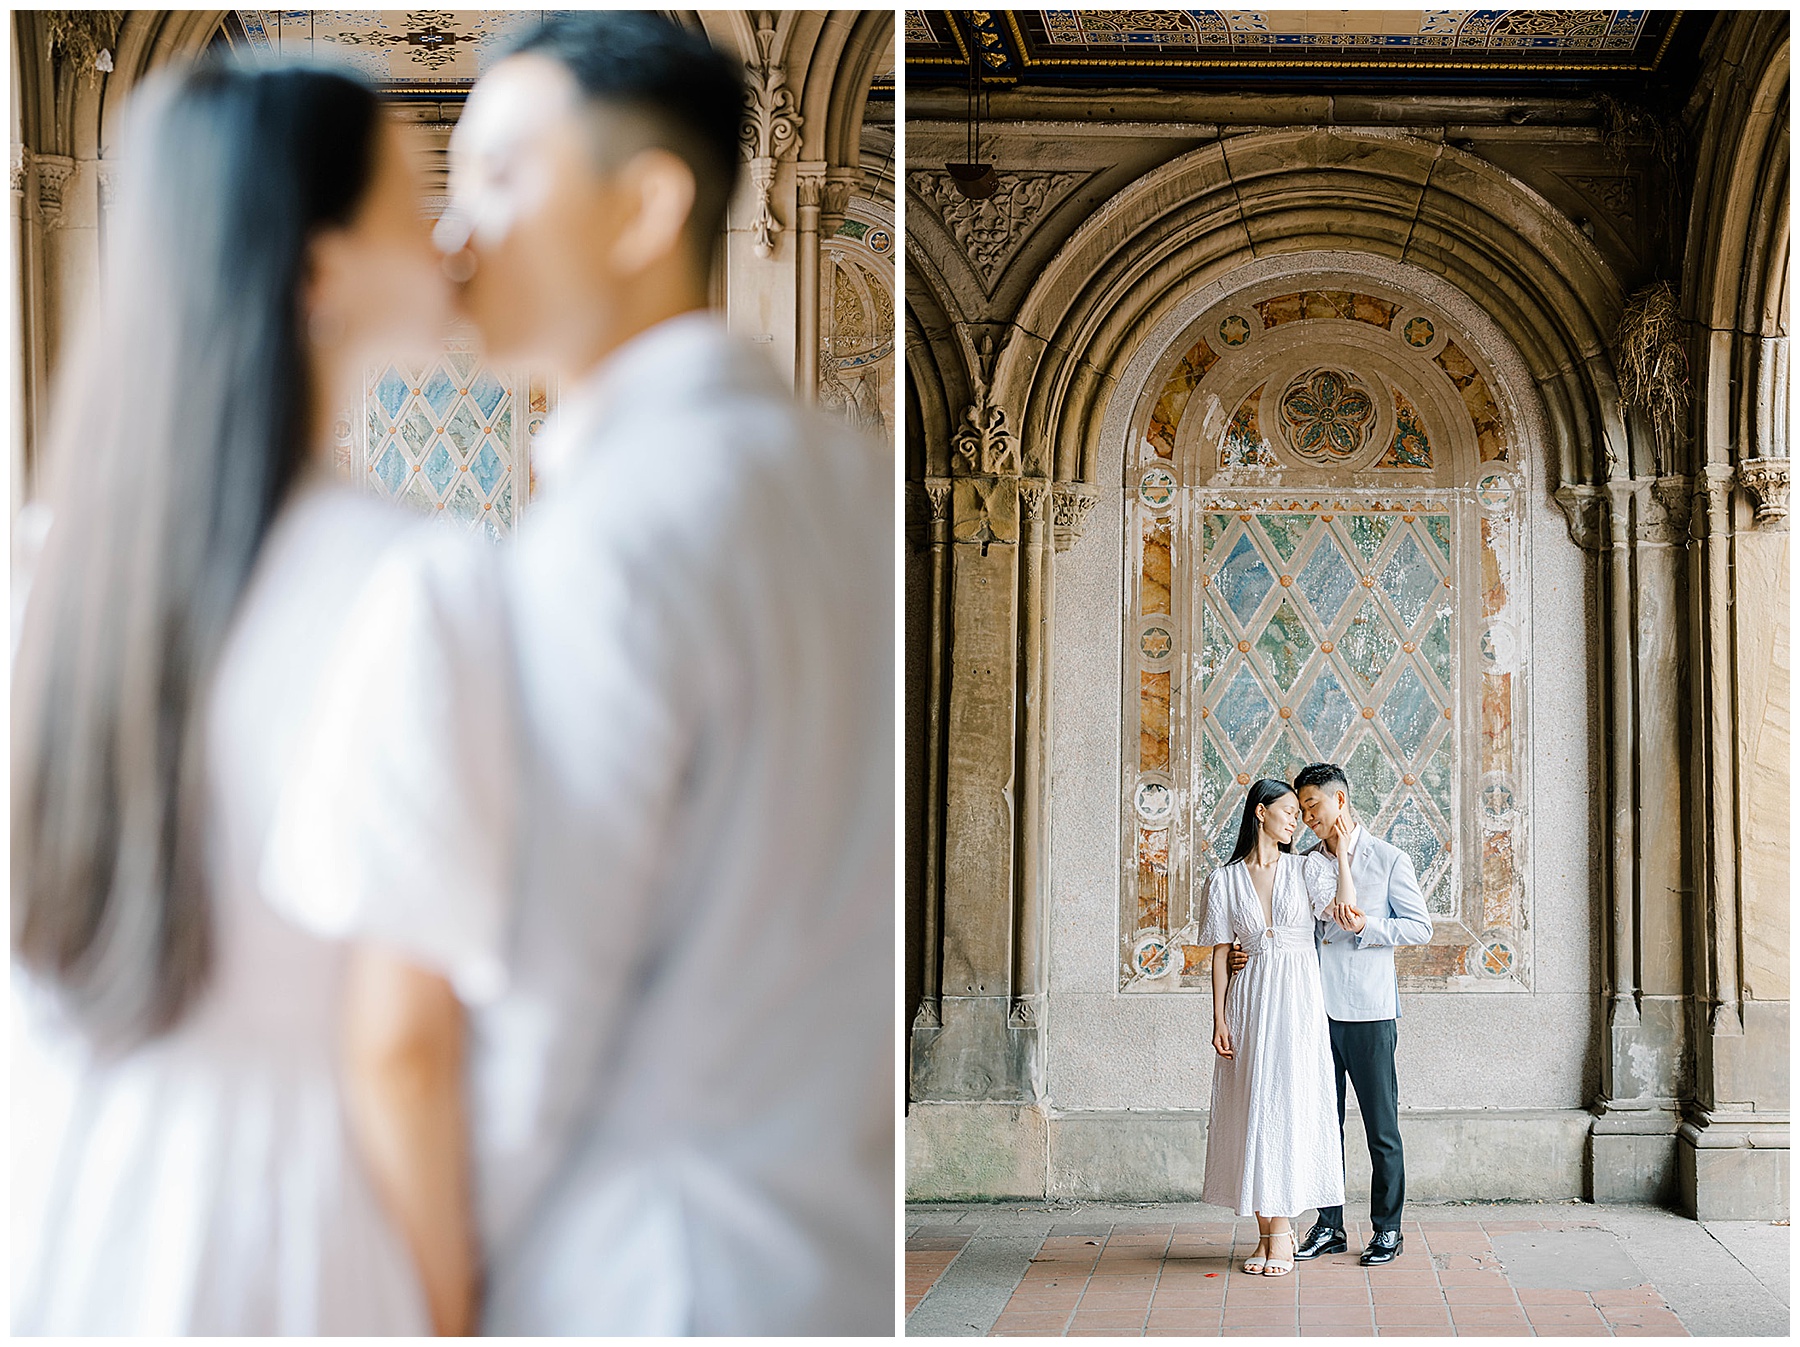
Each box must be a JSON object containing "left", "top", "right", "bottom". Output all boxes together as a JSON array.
[
  {"left": 503, "top": 12, "right": 745, "bottom": 259},
  {"left": 1294, "top": 762, "right": 1349, "bottom": 793}
]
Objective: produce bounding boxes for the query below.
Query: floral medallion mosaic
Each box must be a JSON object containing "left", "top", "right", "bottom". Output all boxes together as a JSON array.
[
  {"left": 1279, "top": 367, "right": 1378, "bottom": 462},
  {"left": 1123, "top": 281, "right": 1528, "bottom": 996}
]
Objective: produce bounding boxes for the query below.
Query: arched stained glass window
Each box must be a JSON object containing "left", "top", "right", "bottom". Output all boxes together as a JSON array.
[{"left": 1121, "top": 281, "right": 1529, "bottom": 994}]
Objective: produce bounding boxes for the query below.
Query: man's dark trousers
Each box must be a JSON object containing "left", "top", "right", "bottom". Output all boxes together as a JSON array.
[{"left": 1315, "top": 1017, "right": 1404, "bottom": 1233}]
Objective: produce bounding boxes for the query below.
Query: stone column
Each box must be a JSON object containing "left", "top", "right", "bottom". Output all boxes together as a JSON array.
[
  {"left": 794, "top": 165, "right": 822, "bottom": 400},
  {"left": 1677, "top": 458, "right": 1791, "bottom": 1218},
  {"left": 909, "top": 378, "right": 1046, "bottom": 1106},
  {"left": 914, "top": 478, "right": 952, "bottom": 1032},
  {"left": 1010, "top": 478, "right": 1051, "bottom": 1060}
]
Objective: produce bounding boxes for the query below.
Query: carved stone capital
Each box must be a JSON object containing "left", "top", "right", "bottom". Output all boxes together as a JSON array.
[
  {"left": 907, "top": 477, "right": 952, "bottom": 550},
  {"left": 11, "top": 145, "right": 28, "bottom": 195},
  {"left": 1635, "top": 474, "right": 1693, "bottom": 544},
  {"left": 795, "top": 164, "right": 826, "bottom": 214},
  {"left": 1736, "top": 458, "right": 1789, "bottom": 526},
  {"left": 912, "top": 999, "right": 941, "bottom": 1031},
  {"left": 1017, "top": 477, "right": 1050, "bottom": 520},
  {"left": 1053, "top": 481, "right": 1099, "bottom": 552},
  {"left": 34, "top": 153, "right": 74, "bottom": 227},
  {"left": 820, "top": 168, "right": 859, "bottom": 236},
  {"left": 1552, "top": 483, "right": 1608, "bottom": 552}
]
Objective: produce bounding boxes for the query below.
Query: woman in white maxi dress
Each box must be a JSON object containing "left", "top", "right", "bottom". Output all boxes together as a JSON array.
[
  {"left": 12, "top": 65, "right": 473, "bottom": 1333},
  {"left": 1197, "top": 779, "right": 1350, "bottom": 1275}
]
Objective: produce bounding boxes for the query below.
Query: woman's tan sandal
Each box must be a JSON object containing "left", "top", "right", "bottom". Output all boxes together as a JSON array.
[{"left": 1262, "top": 1230, "right": 1295, "bottom": 1276}]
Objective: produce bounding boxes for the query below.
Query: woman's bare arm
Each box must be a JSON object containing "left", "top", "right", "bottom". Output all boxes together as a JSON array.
[
  {"left": 1211, "top": 944, "right": 1234, "bottom": 1058},
  {"left": 341, "top": 946, "right": 478, "bottom": 1336}
]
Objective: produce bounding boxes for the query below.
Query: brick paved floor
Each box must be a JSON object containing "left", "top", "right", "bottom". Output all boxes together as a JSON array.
[{"left": 905, "top": 1202, "right": 1788, "bottom": 1337}]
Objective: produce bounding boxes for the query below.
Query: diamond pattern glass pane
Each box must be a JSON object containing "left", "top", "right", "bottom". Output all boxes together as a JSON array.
[
  {"left": 1214, "top": 663, "right": 1272, "bottom": 759},
  {"left": 1425, "top": 514, "right": 1451, "bottom": 562},
  {"left": 1346, "top": 512, "right": 1393, "bottom": 566},
  {"left": 1257, "top": 514, "right": 1313, "bottom": 562},
  {"left": 1298, "top": 666, "right": 1357, "bottom": 759},
  {"left": 363, "top": 354, "right": 522, "bottom": 539},
  {"left": 1257, "top": 727, "right": 1311, "bottom": 787},
  {"left": 1179, "top": 503, "right": 1459, "bottom": 979},
  {"left": 1385, "top": 794, "right": 1443, "bottom": 883},
  {"left": 1341, "top": 597, "right": 1399, "bottom": 690},
  {"left": 1344, "top": 731, "right": 1398, "bottom": 819},
  {"left": 1256, "top": 598, "right": 1314, "bottom": 691},
  {"left": 1216, "top": 532, "right": 1274, "bottom": 627},
  {"left": 1198, "top": 597, "right": 1232, "bottom": 679},
  {"left": 1421, "top": 607, "right": 1453, "bottom": 690},
  {"left": 1297, "top": 534, "right": 1357, "bottom": 626},
  {"left": 1380, "top": 533, "right": 1439, "bottom": 630},
  {"left": 1420, "top": 741, "right": 1453, "bottom": 819},
  {"left": 1381, "top": 663, "right": 1438, "bottom": 761},
  {"left": 1199, "top": 729, "right": 1232, "bottom": 819}
]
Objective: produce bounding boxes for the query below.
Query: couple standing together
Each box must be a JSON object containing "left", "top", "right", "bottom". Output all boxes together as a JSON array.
[
  {"left": 1197, "top": 764, "right": 1432, "bottom": 1276},
  {"left": 13, "top": 11, "right": 889, "bottom": 1337}
]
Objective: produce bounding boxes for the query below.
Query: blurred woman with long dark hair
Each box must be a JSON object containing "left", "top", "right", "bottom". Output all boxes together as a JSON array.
[
  {"left": 12, "top": 61, "right": 471, "bottom": 1333},
  {"left": 1195, "top": 779, "right": 1354, "bottom": 1276}
]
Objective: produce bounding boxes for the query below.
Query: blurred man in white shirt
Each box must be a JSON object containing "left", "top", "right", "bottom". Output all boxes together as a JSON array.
[{"left": 269, "top": 11, "right": 893, "bottom": 1334}]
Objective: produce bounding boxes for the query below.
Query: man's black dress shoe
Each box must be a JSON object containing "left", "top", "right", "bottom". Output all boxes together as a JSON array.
[
  {"left": 1294, "top": 1222, "right": 1347, "bottom": 1260},
  {"left": 1360, "top": 1230, "right": 1404, "bottom": 1265}
]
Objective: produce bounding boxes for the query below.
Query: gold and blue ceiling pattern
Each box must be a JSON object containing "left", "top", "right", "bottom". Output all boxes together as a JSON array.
[
  {"left": 906, "top": 10, "right": 1691, "bottom": 85},
  {"left": 235, "top": 11, "right": 550, "bottom": 90}
]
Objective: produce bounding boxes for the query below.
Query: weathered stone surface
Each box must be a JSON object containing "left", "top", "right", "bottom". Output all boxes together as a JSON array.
[
  {"left": 907, "top": 1101, "right": 1047, "bottom": 1200},
  {"left": 906, "top": 1105, "right": 1592, "bottom": 1201}
]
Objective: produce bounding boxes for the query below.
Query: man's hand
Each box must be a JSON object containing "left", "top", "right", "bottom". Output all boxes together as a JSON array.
[
  {"left": 1227, "top": 941, "right": 1248, "bottom": 974},
  {"left": 1328, "top": 900, "right": 1366, "bottom": 934}
]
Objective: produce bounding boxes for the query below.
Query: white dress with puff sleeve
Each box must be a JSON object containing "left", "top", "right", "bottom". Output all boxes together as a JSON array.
[{"left": 1197, "top": 851, "right": 1346, "bottom": 1217}]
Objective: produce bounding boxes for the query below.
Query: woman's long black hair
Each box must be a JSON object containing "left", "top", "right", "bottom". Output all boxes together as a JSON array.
[
  {"left": 1226, "top": 778, "right": 1298, "bottom": 867},
  {"left": 13, "top": 61, "right": 381, "bottom": 1049}
]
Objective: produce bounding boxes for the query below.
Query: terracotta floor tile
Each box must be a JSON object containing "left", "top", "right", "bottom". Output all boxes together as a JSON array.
[
  {"left": 1301, "top": 1327, "right": 1375, "bottom": 1337},
  {"left": 1152, "top": 1288, "right": 1228, "bottom": 1307},
  {"left": 1515, "top": 1288, "right": 1591, "bottom": 1305},
  {"left": 1371, "top": 1286, "right": 1449, "bottom": 1305},
  {"left": 1372, "top": 1305, "right": 1452, "bottom": 1326},
  {"left": 1435, "top": 1270, "right": 1505, "bottom": 1287},
  {"left": 1525, "top": 1308, "right": 1607, "bottom": 1328},
  {"left": 1613, "top": 1324, "right": 1690, "bottom": 1338},
  {"left": 1443, "top": 1284, "right": 1521, "bottom": 1305},
  {"left": 1373, "top": 1328, "right": 1453, "bottom": 1337},
  {"left": 1069, "top": 1312, "right": 1148, "bottom": 1332},
  {"left": 1221, "top": 1307, "right": 1302, "bottom": 1326},
  {"left": 994, "top": 1311, "right": 1079, "bottom": 1332},
  {"left": 1454, "top": 1329, "right": 1538, "bottom": 1337},
  {"left": 1450, "top": 1307, "right": 1531, "bottom": 1326},
  {"left": 1299, "top": 1287, "right": 1374, "bottom": 1306},
  {"left": 1592, "top": 1287, "right": 1666, "bottom": 1307},
  {"left": 1146, "top": 1307, "right": 1224, "bottom": 1329},
  {"left": 1299, "top": 1306, "right": 1376, "bottom": 1326},
  {"left": 1087, "top": 1274, "right": 1158, "bottom": 1290}
]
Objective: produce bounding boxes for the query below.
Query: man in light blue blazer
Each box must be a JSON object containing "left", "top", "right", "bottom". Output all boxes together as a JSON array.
[{"left": 1288, "top": 762, "right": 1432, "bottom": 1266}]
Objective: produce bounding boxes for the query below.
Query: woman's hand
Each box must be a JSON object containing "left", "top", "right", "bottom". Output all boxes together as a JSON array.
[
  {"left": 1328, "top": 899, "right": 1367, "bottom": 933},
  {"left": 1212, "top": 1022, "right": 1233, "bottom": 1059}
]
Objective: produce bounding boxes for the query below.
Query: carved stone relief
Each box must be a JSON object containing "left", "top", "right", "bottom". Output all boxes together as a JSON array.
[
  {"left": 908, "top": 170, "right": 1086, "bottom": 290},
  {"left": 1737, "top": 458, "right": 1790, "bottom": 525},
  {"left": 739, "top": 20, "right": 801, "bottom": 259}
]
